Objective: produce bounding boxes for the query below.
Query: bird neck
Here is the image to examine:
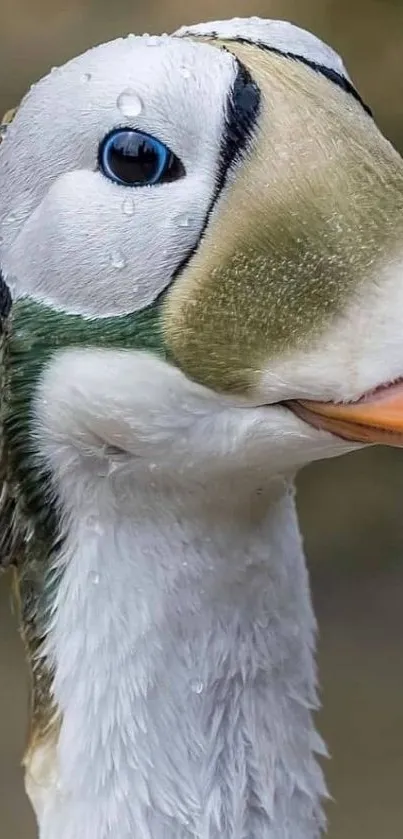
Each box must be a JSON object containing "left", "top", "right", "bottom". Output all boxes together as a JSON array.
[{"left": 32, "top": 472, "right": 327, "bottom": 839}]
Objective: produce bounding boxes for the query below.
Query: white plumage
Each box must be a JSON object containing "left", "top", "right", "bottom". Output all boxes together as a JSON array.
[{"left": 0, "top": 16, "right": 402, "bottom": 839}]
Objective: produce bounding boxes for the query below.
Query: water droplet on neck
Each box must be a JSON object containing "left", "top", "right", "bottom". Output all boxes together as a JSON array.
[
  {"left": 50, "top": 66, "right": 58, "bottom": 74},
  {"left": 107, "top": 460, "right": 120, "bottom": 476},
  {"left": 117, "top": 89, "right": 144, "bottom": 118},
  {"left": 122, "top": 197, "right": 135, "bottom": 216},
  {"left": 146, "top": 35, "right": 160, "bottom": 47},
  {"left": 190, "top": 679, "right": 204, "bottom": 695},
  {"left": 87, "top": 516, "right": 103, "bottom": 535},
  {"left": 110, "top": 250, "right": 127, "bottom": 270},
  {"left": 24, "top": 522, "right": 35, "bottom": 544},
  {"left": 91, "top": 572, "right": 100, "bottom": 585},
  {"left": 81, "top": 72, "right": 92, "bottom": 82}
]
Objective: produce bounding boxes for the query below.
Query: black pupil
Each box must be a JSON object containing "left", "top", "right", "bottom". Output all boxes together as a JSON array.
[{"left": 108, "top": 133, "right": 162, "bottom": 183}]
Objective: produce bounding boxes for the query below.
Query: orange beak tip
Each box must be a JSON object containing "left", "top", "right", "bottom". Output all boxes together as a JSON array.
[{"left": 287, "top": 383, "right": 403, "bottom": 447}]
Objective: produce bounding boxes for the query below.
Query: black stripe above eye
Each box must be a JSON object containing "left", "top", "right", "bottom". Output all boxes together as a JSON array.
[
  {"left": 268, "top": 48, "right": 373, "bottom": 118},
  {"left": 218, "top": 34, "right": 372, "bottom": 118}
]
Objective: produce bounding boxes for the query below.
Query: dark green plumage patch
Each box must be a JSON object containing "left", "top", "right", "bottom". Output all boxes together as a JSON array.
[
  {"left": 6, "top": 297, "right": 166, "bottom": 526},
  {"left": 1, "top": 296, "right": 167, "bottom": 742}
]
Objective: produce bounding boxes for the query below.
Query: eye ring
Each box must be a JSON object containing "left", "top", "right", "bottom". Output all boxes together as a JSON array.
[{"left": 98, "top": 128, "right": 185, "bottom": 187}]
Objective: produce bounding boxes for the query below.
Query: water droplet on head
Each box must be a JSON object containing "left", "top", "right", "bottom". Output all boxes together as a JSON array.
[
  {"left": 146, "top": 35, "right": 160, "bottom": 47},
  {"left": 117, "top": 89, "right": 144, "bottom": 118},
  {"left": 190, "top": 679, "right": 204, "bottom": 695},
  {"left": 176, "top": 213, "right": 194, "bottom": 229},
  {"left": 81, "top": 72, "right": 92, "bottom": 82},
  {"left": 110, "top": 250, "right": 127, "bottom": 270},
  {"left": 179, "top": 66, "right": 192, "bottom": 80},
  {"left": 122, "top": 197, "right": 135, "bottom": 216}
]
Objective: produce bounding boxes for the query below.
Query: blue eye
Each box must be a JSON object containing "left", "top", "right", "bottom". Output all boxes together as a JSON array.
[{"left": 99, "top": 128, "right": 185, "bottom": 187}]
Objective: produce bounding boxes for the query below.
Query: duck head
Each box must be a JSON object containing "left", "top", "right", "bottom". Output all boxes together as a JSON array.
[{"left": 1, "top": 16, "right": 403, "bottom": 481}]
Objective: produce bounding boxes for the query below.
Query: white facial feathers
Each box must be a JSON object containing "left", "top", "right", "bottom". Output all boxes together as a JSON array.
[
  {"left": 0, "top": 36, "right": 237, "bottom": 316},
  {"left": 0, "top": 19, "right": 360, "bottom": 320}
]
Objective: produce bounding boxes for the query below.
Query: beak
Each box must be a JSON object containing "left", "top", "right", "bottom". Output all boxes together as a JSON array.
[{"left": 287, "top": 380, "right": 403, "bottom": 446}]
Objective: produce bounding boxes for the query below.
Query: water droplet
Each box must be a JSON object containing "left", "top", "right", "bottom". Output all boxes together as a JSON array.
[
  {"left": 148, "top": 463, "right": 157, "bottom": 471},
  {"left": 179, "top": 66, "right": 192, "bottom": 80},
  {"left": 190, "top": 679, "right": 204, "bottom": 695},
  {"left": 24, "top": 522, "right": 35, "bottom": 544},
  {"left": 51, "top": 66, "right": 58, "bottom": 73},
  {"left": 127, "top": 33, "right": 136, "bottom": 39},
  {"left": 81, "top": 72, "right": 92, "bottom": 82},
  {"left": 110, "top": 250, "right": 127, "bottom": 270},
  {"left": 116, "top": 89, "right": 144, "bottom": 118},
  {"left": 91, "top": 572, "right": 100, "bottom": 585},
  {"left": 87, "top": 516, "right": 103, "bottom": 535},
  {"left": 122, "top": 197, "right": 135, "bottom": 216},
  {"left": 146, "top": 35, "right": 160, "bottom": 47},
  {"left": 176, "top": 213, "right": 194, "bottom": 229}
]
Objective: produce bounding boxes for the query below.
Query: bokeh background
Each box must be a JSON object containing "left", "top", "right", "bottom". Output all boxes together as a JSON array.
[{"left": 1, "top": 1, "right": 403, "bottom": 837}]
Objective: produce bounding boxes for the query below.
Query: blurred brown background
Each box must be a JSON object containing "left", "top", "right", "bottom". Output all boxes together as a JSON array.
[{"left": 1, "top": 1, "right": 403, "bottom": 837}]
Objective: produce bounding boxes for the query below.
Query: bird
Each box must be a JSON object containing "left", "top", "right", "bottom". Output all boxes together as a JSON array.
[{"left": 0, "top": 15, "right": 403, "bottom": 839}]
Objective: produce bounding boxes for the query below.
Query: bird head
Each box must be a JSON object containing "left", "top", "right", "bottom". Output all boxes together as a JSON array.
[{"left": 1, "top": 17, "right": 403, "bottom": 486}]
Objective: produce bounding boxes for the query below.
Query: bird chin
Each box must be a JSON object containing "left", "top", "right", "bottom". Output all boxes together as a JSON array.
[{"left": 286, "top": 378, "right": 403, "bottom": 447}]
